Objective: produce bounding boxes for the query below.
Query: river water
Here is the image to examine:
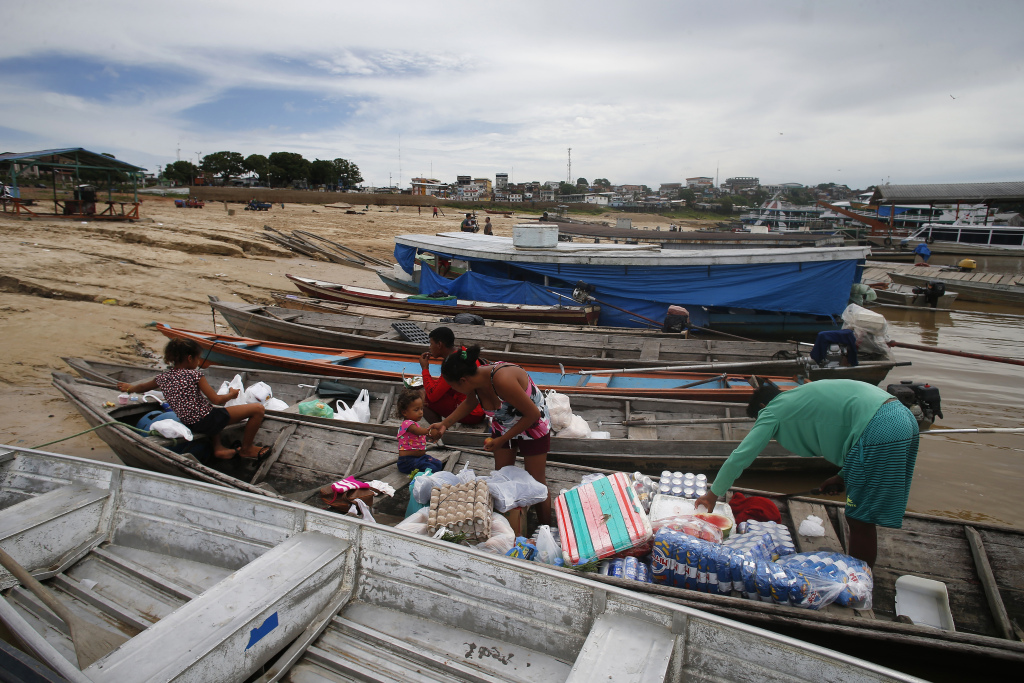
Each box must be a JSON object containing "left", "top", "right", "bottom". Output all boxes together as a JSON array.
[{"left": 739, "top": 254, "right": 1024, "bottom": 529}]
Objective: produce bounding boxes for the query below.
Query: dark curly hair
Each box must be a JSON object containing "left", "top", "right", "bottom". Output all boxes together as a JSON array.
[
  {"left": 164, "top": 338, "right": 201, "bottom": 366},
  {"left": 396, "top": 387, "right": 424, "bottom": 417},
  {"left": 746, "top": 377, "right": 782, "bottom": 418},
  {"left": 440, "top": 344, "right": 482, "bottom": 383}
]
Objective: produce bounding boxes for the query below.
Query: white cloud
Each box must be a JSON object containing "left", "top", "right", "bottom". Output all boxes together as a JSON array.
[{"left": 1, "top": 1, "right": 1022, "bottom": 188}]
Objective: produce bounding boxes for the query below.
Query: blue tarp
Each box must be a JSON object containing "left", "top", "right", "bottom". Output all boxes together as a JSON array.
[
  {"left": 418, "top": 266, "right": 576, "bottom": 307},
  {"left": 395, "top": 243, "right": 418, "bottom": 274},
  {"left": 876, "top": 206, "right": 912, "bottom": 217},
  {"left": 399, "top": 244, "right": 857, "bottom": 327}
]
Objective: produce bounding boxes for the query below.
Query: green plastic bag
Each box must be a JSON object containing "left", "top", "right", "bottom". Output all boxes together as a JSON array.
[{"left": 298, "top": 399, "right": 334, "bottom": 418}]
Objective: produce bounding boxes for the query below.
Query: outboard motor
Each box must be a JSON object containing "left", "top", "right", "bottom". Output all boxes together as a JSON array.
[
  {"left": 662, "top": 305, "right": 690, "bottom": 334},
  {"left": 886, "top": 380, "right": 943, "bottom": 430}
]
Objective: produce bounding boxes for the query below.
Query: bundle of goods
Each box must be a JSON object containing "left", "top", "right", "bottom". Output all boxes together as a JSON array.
[
  {"left": 629, "top": 472, "right": 657, "bottom": 513},
  {"left": 656, "top": 471, "right": 708, "bottom": 499},
  {"left": 650, "top": 528, "right": 872, "bottom": 610},
  {"left": 427, "top": 480, "right": 492, "bottom": 542},
  {"left": 725, "top": 520, "right": 795, "bottom": 559},
  {"left": 218, "top": 374, "right": 289, "bottom": 410},
  {"left": 555, "top": 472, "right": 653, "bottom": 565}
]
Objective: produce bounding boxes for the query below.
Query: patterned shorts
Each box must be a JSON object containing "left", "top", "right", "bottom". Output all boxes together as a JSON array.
[{"left": 843, "top": 401, "right": 919, "bottom": 528}]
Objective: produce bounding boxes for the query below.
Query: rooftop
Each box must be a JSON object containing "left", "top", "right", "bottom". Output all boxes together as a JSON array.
[{"left": 871, "top": 181, "right": 1024, "bottom": 205}]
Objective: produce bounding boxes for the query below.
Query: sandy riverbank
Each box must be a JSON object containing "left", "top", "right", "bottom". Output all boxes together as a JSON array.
[{"left": 0, "top": 199, "right": 708, "bottom": 456}]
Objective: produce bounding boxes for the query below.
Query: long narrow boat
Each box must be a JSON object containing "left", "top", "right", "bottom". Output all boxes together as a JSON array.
[
  {"left": 61, "top": 358, "right": 826, "bottom": 473},
  {"left": 889, "top": 270, "right": 1024, "bottom": 306},
  {"left": 35, "top": 382, "right": 1024, "bottom": 673},
  {"left": 287, "top": 274, "right": 601, "bottom": 325},
  {"left": 0, "top": 446, "right": 925, "bottom": 683},
  {"left": 155, "top": 324, "right": 804, "bottom": 401},
  {"left": 216, "top": 298, "right": 900, "bottom": 384},
  {"left": 873, "top": 282, "right": 958, "bottom": 307}
]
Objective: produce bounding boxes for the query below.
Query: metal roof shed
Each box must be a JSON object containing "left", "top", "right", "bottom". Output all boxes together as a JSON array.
[
  {"left": 870, "top": 182, "right": 1024, "bottom": 205},
  {"left": 0, "top": 148, "right": 147, "bottom": 220}
]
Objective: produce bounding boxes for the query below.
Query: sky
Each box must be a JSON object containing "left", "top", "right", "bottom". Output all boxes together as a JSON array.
[{"left": 2, "top": 1, "right": 1022, "bottom": 190}]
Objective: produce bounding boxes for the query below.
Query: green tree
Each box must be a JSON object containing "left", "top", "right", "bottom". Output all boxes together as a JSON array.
[
  {"left": 201, "top": 151, "right": 245, "bottom": 183},
  {"left": 557, "top": 181, "right": 577, "bottom": 196},
  {"left": 576, "top": 177, "right": 588, "bottom": 187},
  {"left": 678, "top": 188, "right": 697, "bottom": 206},
  {"left": 243, "top": 154, "right": 269, "bottom": 183},
  {"left": 165, "top": 160, "right": 198, "bottom": 185},
  {"left": 332, "top": 158, "right": 363, "bottom": 189},
  {"left": 593, "top": 178, "right": 611, "bottom": 188},
  {"left": 267, "top": 152, "right": 311, "bottom": 187},
  {"left": 309, "top": 159, "right": 337, "bottom": 186},
  {"left": 718, "top": 197, "right": 734, "bottom": 214}
]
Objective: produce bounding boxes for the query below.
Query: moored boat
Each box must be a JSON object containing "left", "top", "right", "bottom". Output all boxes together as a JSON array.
[
  {"left": 0, "top": 445, "right": 931, "bottom": 683},
  {"left": 155, "top": 324, "right": 804, "bottom": 401},
  {"left": 287, "top": 275, "right": 600, "bottom": 325},
  {"left": 889, "top": 270, "right": 1024, "bottom": 306},
  {"left": 212, "top": 297, "right": 899, "bottom": 384},
  {"left": 873, "top": 283, "right": 958, "bottom": 307},
  {"left": 60, "top": 358, "right": 824, "bottom": 473}
]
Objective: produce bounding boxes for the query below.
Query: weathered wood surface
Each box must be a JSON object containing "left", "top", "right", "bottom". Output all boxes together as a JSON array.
[{"left": 219, "top": 298, "right": 898, "bottom": 384}]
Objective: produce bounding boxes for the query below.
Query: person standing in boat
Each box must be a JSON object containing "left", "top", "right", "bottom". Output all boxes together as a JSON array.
[
  {"left": 419, "top": 327, "right": 485, "bottom": 425},
  {"left": 428, "top": 346, "right": 552, "bottom": 524},
  {"left": 694, "top": 378, "right": 919, "bottom": 567}
]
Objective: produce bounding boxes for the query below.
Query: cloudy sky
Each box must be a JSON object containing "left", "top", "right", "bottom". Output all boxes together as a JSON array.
[{"left": 2, "top": 1, "right": 1021, "bottom": 189}]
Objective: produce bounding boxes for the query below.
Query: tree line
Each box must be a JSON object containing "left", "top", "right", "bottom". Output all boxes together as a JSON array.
[{"left": 163, "top": 151, "right": 363, "bottom": 189}]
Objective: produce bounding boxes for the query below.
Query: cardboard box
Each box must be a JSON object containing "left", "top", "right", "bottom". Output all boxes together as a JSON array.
[{"left": 503, "top": 507, "right": 527, "bottom": 538}]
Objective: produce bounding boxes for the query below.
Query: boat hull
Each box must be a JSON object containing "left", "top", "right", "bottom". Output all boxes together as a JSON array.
[
  {"left": 288, "top": 274, "right": 600, "bottom": 325},
  {"left": 889, "top": 272, "right": 1024, "bottom": 305}
]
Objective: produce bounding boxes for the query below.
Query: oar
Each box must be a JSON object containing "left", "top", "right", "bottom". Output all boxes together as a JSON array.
[
  {"left": 598, "top": 416, "right": 755, "bottom": 427},
  {"left": 686, "top": 324, "right": 759, "bottom": 343},
  {"left": 920, "top": 428, "right": 1024, "bottom": 436},
  {"left": 0, "top": 546, "right": 129, "bottom": 668},
  {"left": 889, "top": 340, "right": 1024, "bottom": 367},
  {"left": 577, "top": 359, "right": 808, "bottom": 376}
]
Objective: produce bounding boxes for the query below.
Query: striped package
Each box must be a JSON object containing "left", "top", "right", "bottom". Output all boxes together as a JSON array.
[{"left": 556, "top": 472, "right": 653, "bottom": 565}]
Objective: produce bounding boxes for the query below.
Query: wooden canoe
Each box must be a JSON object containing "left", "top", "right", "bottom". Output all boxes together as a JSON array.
[
  {"left": 0, "top": 446, "right": 925, "bottom": 683},
  {"left": 889, "top": 270, "right": 1024, "bottom": 306},
  {"left": 61, "top": 357, "right": 826, "bottom": 473},
  {"left": 216, "top": 298, "right": 900, "bottom": 385},
  {"left": 287, "top": 274, "right": 601, "bottom": 325},
  {"left": 42, "top": 377, "right": 1024, "bottom": 673},
  {"left": 873, "top": 283, "right": 958, "bottom": 307},
  {"left": 155, "top": 324, "right": 804, "bottom": 401}
]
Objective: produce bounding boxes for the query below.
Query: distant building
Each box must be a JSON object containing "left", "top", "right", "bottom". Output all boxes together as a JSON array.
[
  {"left": 540, "top": 188, "right": 556, "bottom": 201},
  {"left": 456, "top": 175, "right": 472, "bottom": 185},
  {"left": 686, "top": 177, "right": 714, "bottom": 190},
  {"left": 473, "top": 178, "right": 493, "bottom": 199},
  {"left": 725, "top": 176, "right": 759, "bottom": 193},
  {"left": 659, "top": 183, "right": 683, "bottom": 196},
  {"left": 411, "top": 177, "right": 446, "bottom": 196},
  {"left": 495, "top": 173, "right": 508, "bottom": 190}
]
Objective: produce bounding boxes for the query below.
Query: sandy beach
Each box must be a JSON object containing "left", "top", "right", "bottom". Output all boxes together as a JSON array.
[{"left": 0, "top": 199, "right": 706, "bottom": 456}]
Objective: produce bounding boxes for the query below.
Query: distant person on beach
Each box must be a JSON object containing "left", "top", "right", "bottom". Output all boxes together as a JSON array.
[
  {"left": 419, "top": 327, "right": 485, "bottom": 425},
  {"left": 432, "top": 206, "right": 438, "bottom": 217},
  {"left": 117, "top": 338, "right": 270, "bottom": 462},
  {"left": 484, "top": 217, "right": 493, "bottom": 235},
  {"left": 695, "top": 378, "right": 919, "bottom": 567}
]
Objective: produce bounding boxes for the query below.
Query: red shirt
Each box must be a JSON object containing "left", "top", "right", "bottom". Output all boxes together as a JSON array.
[{"left": 422, "top": 368, "right": 485, "bottom": 423}]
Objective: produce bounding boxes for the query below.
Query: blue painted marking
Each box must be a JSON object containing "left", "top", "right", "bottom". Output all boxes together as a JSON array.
[{"left": 246, "top": 611, "right": 279, "bottom": 650}]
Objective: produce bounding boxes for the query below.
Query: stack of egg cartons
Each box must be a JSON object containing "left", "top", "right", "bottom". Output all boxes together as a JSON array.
[{"left": 427, "top": 480, "right": 492, "bottom": 542}]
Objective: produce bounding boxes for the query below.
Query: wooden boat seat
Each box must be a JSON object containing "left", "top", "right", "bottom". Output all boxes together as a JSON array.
[
  {"left": 0, "top": 484, "right": 110, "bottom": 590},
  {"left": 317, "top": 352, "right": 364, "bottom": 364},
  {"left": 85, "top": 531, "right": 351, "bottom": 682},
  {"left": 565, "top": 612, "right": 675, "bottom": 682}
]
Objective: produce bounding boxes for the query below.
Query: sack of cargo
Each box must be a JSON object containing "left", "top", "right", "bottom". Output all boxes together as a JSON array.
[{"left": 545, "top": 390, "right": 572, "bottom": 431}]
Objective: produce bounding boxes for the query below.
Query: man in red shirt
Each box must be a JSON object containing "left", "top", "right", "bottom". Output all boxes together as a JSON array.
[{"left": 420, "top": 327, "right": 485, "bottom": 425}]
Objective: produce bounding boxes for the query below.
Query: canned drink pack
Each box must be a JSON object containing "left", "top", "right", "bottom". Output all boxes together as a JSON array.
[
  {"left": 608, "top": 558, "right": 625, "bottom": 578},
  {"left": 636, "top": 561, "right": 650, "bottom": 583},
  {"left": 622, "top": 556, "right": 640, "bottom": 581}
]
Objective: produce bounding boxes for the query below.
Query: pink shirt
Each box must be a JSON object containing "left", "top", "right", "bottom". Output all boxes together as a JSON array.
[{"left": 397, "top": 419, "right": 427, "bottom": 451}]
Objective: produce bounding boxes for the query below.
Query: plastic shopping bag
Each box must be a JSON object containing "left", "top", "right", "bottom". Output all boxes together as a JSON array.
[
  {"left": 477, "top": 513, "right": 516, "bottom": 555},
  {"left": 556, "top": 414, "right": 591, "bottom": 439},
  {"left": 351, "top": 389, "right": 371, "bottom": 423},
  {"left": 485, "top": 466, "right": 548, "bottom": 513},
  {"left": 546, "top": 390, "right": 572, "bottom": 431},
  {"left": 150, "top": 419, "right": 193, "bottom": 441},
  {"left": 535, "top": 525, "right": 561, "bottom": 564},
  {"left": 246, "top": 381, "right": 273, "bottom": 403},
  {"left": 298, "top": 399, "right": 334, "bottom": 418},
  {"left": 334, "top": 399, "right": 360, "bottom": 422},
  {"left": 217, "top": 374, "right": 246, "bottom": 407},
  {"left": 264, "top": 397, "right": 289, "bottom": 411}
]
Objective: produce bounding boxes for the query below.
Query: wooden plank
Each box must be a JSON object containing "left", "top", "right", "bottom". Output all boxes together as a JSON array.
[
  {"left": 342, "top": 436, "right": 376, "bottom": 478},
  {"left": 966, "top": 525, "right": 1015, "bottom": 640},
  {"left": 252, "top": 423, "right": 297, "bottom": 484},
  {"left": 788, "top": 500, "right": 844, "bottom": 554},
  {"left": 375, "top": 387, "right": 396, "bottom": 424},
  {"left": 639, "top": 339, "right": 661, "bottom": 361}
]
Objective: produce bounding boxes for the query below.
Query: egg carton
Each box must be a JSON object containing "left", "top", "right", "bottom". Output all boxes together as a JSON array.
[{"left": 427, "top": 479, "right": 492, "bottom": 542}]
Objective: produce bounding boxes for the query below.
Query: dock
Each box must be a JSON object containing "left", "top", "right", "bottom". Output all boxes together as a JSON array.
[{"left": 863, "top": 261, "right": 1024, "bottom": 287}]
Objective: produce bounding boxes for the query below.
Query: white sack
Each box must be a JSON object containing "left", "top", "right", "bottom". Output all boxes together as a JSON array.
[
  {"left": 485, "top": 466, "right": 548, "bottom": 513},
  {"left": 264, "top": 397, "right": 289, "bottom": 411},
  {"left": 546, "top": 390, "right": 573, "bottom": 432},
  {"left": 150, "top": 419, "right": 193, "bottom": 441},
  {"left": 556, "top": 414, "right": 591, "bottom": 439}
]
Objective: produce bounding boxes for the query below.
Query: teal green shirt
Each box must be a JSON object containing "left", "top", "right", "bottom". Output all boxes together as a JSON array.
[{"left": 710, "top": 380, "right": 892, "bottom": 496}]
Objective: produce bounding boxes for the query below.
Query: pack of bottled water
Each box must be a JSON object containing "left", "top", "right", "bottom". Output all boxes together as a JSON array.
[
  {"left": 727, "top": 520, "right": 795, "bottom": 559},
  {"left": 775, "top": 552, "right": 874, "bottom": 609}
]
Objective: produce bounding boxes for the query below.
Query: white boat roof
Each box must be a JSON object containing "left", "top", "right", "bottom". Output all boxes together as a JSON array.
[{"left": 397, "top": 230, "right": 871, "bottom": 266}]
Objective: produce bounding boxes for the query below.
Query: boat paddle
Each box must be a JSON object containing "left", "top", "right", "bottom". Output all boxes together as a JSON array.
[{"left": 0, "top": 546, "right": 129, "bottom": 668}]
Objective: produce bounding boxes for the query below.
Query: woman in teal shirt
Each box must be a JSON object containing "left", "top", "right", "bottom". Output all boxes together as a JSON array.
[{"left": 694, "top": 379, "right": 919, "bottom": 567}]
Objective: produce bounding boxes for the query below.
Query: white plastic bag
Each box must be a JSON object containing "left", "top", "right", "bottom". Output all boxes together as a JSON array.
[
  {"left": 476, "top": 512, "right": 516, "bottom": 555},
  {"left": 395, "top": 507, "right": 430, "bottom": 534},
  {"left": 556, "top": 414, "right": 591, "bottom": 439},
  {"left": 485, "top": 466, "right": 548, "bottom": 513},
  {"left": 150, "top": 419, "right": 193, "bottom": 441},
  {"left": 217, "top": 374, "right": 246, "bottom": 407},
  {"left": 264, "top": 397, "right": 289, "bottom": 411},
  {"left": 798, "top": 515, "right": 826, "bottom": 537},
  {"left": 334, "top": 399, "right": 360, "bottom": 422},
  {"left": 354, "top": 498, "right": 376, "bottom": 524},
  {"left": 247, "top": 381, "right": 273, "bottom": 403},
  {"left": 412, "top": 471, "right": 461, "bottom": 504},
  {"left": 546, "top": 390, "right": 573, "bottom": 432},
  {"left": 351, "top": 389, "right": 371, "bottom": 423},
  {"left": 142, "top": 390, "right": 165, "bottom": 403},
  {"left": 841, "top": 303, "right": 891, "bottom": 358},
  {"left": 456, "top": 462, "right": 476, "bottom": 484},
  {"left": 535, "top": 525, "right": 561, "bottom": 564}
]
